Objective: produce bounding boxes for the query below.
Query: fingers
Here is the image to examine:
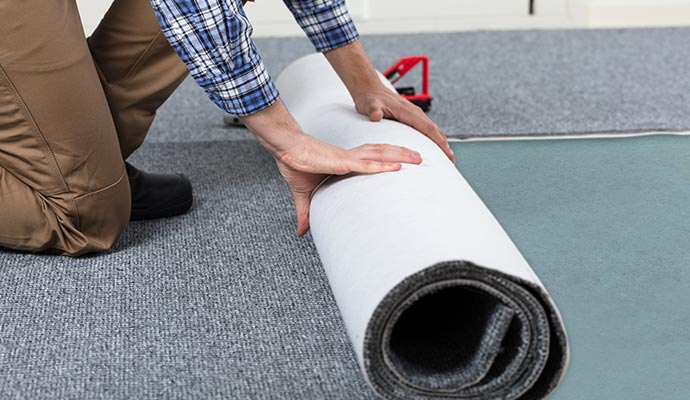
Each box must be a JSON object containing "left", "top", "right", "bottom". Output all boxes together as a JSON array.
[
  {"left": 343, "top": 143, "right": 423, "bottom": 174},
  {"left": 292, "top": 191, "right": 311, "bottom": 236},
  {"left": 346, "top": 159, "right": 402, "bottom": 174},
  {"left": 354, "top": 91, "right": 454, "bottom": 162},
  {"left": 351, "top": 143, "right": 422, "bottom": 165},
  {"left": 390, "top": 102, "right": 455, "bottom": 162}
]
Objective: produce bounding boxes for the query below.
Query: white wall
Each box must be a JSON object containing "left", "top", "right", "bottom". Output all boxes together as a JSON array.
[
  {"left": 76, "top": 0, "right": 111, "bottom": 35},
  {"left": 584, "top": 0, "right": 690, "bottom": 28},
  {"left": 77, "top": 0, "right": 690, "bottom": 37}
]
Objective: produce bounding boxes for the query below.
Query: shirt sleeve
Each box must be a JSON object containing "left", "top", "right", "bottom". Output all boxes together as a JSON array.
[
  {"left": 150, "top": 0, "right": 279, "bottom": 116},
  {"left": 282, "top": 0, "right": 360, "bottom": 52}
]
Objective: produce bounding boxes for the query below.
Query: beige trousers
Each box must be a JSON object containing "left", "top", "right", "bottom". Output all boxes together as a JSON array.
[{"left": 0, "top": 0, "right": 189, "bottom": 256}]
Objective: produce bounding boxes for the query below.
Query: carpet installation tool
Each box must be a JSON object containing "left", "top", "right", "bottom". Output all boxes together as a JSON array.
[
  {"left": 276, "top": 54, "right": 569, "bottom": 400},
  {"left": 382, "top": 55, "right": 433, "bottom": 112}
]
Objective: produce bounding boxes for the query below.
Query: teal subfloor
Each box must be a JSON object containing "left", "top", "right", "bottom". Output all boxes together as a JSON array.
[{"left": 451, "top": 135, "right": 690, "bottom": 400}]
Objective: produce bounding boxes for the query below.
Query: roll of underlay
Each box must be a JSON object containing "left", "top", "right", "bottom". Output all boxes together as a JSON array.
[{"left": 276, "top": 54, "right": 569, "bottom": 400}]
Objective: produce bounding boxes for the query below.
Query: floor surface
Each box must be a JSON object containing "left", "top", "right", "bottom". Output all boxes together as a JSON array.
[
  {"left": 1, "top": 29, "right": 689, "bottom": 399},
  {"left": 150, "top": 28, "right": 690, "bottom": 141}
]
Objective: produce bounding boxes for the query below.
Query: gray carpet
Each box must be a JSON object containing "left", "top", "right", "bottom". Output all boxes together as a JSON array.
[
  {"left": 149, "top": 27, "right": 690, "bottom": 141},
  {"left": 0, "top": 141, "right": 373, "bottom": 399}
]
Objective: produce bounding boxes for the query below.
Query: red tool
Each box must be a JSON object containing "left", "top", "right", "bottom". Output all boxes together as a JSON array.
[{"left": 383, "top": 55, "right": 432, "bottom": 112}]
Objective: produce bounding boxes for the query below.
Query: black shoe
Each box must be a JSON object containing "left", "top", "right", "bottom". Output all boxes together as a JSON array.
[{"left": 126, "top": 162, "right": 193, "bottom": 221}]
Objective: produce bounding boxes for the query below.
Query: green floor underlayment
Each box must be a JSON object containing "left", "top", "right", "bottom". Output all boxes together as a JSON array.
[{"left": 451, "top": 134, "right": 690, "bottom": 400}]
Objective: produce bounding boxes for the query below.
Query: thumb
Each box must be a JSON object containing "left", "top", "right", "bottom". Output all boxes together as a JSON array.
[
  {"left": 369, "top": 109, "right": 384, "bottom": 122},
  {"left": 367, "top": 101, "right": 385, "bottom": 122},
  {"left": 369, "top": 108, "right": 384, "bottom": 122},
  {"left": 292, "top": 191, "right": 312, "bottom": 236}
]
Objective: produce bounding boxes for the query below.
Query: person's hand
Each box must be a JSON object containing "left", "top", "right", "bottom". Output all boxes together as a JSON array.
[
  {"left": 352, "top": 86, "right": 455, "bottom": 163},
  {"left": 324, "top": 40, "right": 454, "bottom": 163},
  {"left": 241, "top": 98, "right": 424, "bottom": 237},
  {"left": 275, "top": 133, "right": 422, "bottom": 236}
]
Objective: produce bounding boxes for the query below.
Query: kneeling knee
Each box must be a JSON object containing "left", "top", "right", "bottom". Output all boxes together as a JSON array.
[{"left": 68, "top": 172, "right": 131, "bottom": 255}]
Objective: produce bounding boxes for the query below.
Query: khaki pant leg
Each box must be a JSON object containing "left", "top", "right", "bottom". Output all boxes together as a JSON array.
[
  {"left": 88, "top": 0, "right": 190, "bottom": 159},
  {"left": 0, "top": 0, "right": 130, "bottom": 256}
]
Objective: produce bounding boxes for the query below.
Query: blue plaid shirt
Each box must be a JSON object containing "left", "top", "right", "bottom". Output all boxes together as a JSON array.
[{"left": 150, "top": 0, "right": 359, "bottom": 116}]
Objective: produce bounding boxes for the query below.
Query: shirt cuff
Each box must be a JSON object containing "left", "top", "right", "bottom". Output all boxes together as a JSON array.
[
  {"left": 293, "top": 1, "right": 360, "bottom": 53},
  {"left": 205, "top": 54, "right": 280, "bottom": 116}
]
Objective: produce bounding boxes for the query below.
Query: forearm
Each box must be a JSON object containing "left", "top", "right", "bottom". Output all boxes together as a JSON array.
[
  {"left": 323, "top": 40, "right": 384, "bottom": 99},
  {"left": 240, "top": 100, "right": 306, "bottom": 160}
]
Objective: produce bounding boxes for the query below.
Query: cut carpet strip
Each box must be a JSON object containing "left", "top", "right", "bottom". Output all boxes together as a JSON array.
[{"left": 149, "top": 28, "right": 690, "bottom": 142}]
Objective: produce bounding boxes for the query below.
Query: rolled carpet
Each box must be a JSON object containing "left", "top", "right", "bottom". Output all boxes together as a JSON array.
[{"left": 276, "top": 54, "right": 569, "bottom": 399}]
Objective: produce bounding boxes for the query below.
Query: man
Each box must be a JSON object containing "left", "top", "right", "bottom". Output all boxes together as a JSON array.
[{"left": 0, "top": 0, "right": 453, "bottom": 256}]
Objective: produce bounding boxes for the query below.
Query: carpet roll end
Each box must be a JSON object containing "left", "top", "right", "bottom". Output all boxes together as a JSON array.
[{"left": 364, "top": 262, "right": 568, "bottom": 400}]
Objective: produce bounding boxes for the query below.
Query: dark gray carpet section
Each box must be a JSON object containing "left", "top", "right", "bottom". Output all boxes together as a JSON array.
[
  {"left": 0, "top": 141, "right": 375, "bottom": 400},
  {"left": 149, "top": 28, "right": 690, "bottom": 141},
  {"left": 365, "top": 262, "right": 567, "bottom": 400}
]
